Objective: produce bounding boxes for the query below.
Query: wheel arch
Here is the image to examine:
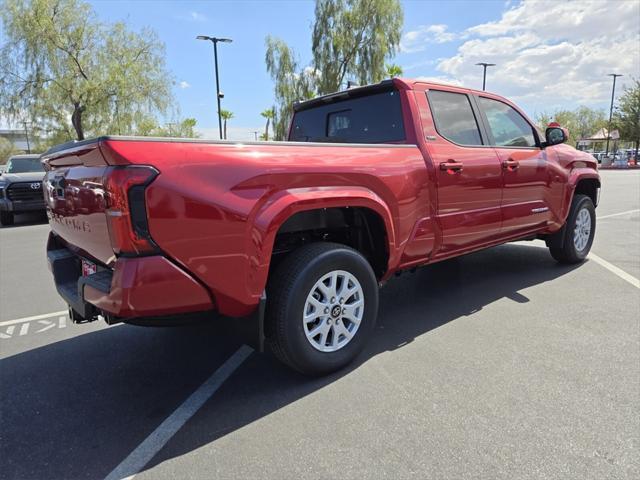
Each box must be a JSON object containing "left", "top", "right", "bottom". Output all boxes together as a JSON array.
[
  {"left": 559, "top": 170, "right": 601, "bottom": 225},
  {"left": 248, "top": 187, "right": 397, "bottom": 300},
  {"left": 573, "top": 176, "right": 601, "bottom": 207}
]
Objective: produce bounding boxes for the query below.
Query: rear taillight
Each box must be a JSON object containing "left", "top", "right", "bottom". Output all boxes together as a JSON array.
[{"left": 103, "top": 165, "right": 159, "bottom": 256}]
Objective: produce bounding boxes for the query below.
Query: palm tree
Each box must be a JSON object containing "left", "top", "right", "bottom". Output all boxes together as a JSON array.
[
  {"left": 261, "top": 108, "right": 275, "bottom": 141},
  {"left": 386, "top": 64, "right": 403, "bottom": 78},
  {"left": 220, "top": 109, "right": 234, "bottom": 139}
]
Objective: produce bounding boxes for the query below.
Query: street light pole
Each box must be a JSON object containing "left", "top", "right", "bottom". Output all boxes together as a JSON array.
[
  {"left": 212, "top": 40, "right": 223, "bottom": 139},
  {"left": 197, "top": 35, "right": 233, "bottom": 140},
  {"left": 475, "top": 62, "right": 496, "bottom": 91},
  {"left": 605, "top": 73, "right": 623, "bottom": 157},
  {"left": 22, "top": 121, "right": 31, "bottom": 154}
]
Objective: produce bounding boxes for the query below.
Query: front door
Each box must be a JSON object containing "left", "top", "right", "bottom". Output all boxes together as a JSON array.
[
  {"left": 475, "top": 96, "right": 557, "bottom": 236},
  {"left": 425, "top": 89, "right": 503, "bottom": 255}
]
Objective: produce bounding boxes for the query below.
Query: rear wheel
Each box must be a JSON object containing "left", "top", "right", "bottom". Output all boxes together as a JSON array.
[
  {"left": 266, "top": 242, "right": 379, "bottom": 376},
  {"left": 549, "top": 194, "right": 595, "bottom": 264},
  {"left": 0, "top": 211, "right": 14, "bottom": 226}
]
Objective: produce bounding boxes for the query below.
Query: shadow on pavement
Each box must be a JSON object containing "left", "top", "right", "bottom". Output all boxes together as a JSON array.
[
  {"left": 0, "top": 212, "right": 48, "bottom": 229},
  {"left": 0, "top": 243, "right": 580, "bottom": 479}
]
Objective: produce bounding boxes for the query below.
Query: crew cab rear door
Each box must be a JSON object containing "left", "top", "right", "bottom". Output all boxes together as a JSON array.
[
  {"left": 422, "top": 88, "right": 503, "bottom": 255},
  {"left": 474, "top": 95, "right": 558, "bottom": 236}
]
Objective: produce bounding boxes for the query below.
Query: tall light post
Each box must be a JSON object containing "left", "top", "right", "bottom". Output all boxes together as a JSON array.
[
  {"left": 475, "top": 62, "right": 496, "bottom": 91},
  {"left": 605, "top": 73, "right": 623, "bottom": 157},
  {"left": 197, "top": 35, "right": 233, "bottom": 140},
  {"left": 22, "top": 121, "right": 31, "bottom": 154}
]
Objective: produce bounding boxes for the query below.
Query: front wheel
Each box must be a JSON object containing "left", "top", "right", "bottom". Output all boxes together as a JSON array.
[
  {"left": 549, "top": 194, "right": 596, "bottom": 264},
  {"left": 266, "top": 242, "right": 379, "bottom": 376}
]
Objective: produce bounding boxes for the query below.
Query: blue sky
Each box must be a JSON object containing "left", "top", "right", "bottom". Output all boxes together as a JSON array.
[
  {"left": 90, "top": 0, "right": 510, "bottom": 139},
  {"left": 5, "top": 1, "right": 639, "bottom": 140}
]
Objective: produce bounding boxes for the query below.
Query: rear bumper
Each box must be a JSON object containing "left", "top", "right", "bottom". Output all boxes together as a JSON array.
[
  {"left": 0, "top": 198, "right": 46, "bottom": 213},
  {"left": 47, "top": 245, "right": 214, "bottom": 320}
]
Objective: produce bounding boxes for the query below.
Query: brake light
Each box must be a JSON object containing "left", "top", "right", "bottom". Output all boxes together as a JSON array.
[{"left": 103, "top": 165, "right": 159, "bottom": 255}]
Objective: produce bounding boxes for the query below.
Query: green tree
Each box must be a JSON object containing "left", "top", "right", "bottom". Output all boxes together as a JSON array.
[
  {"left": 574, "top": 106, "right": 607, "bottom": 141},
  {"left": 266, "top": 0, "right": 403, "bottom": 140},
  {"left": 0, "top": 0, "right": 174, "bottom": 141},
  {"left": 613, "top": 79, "right": 640, "bottom": 158},
  {"left": 265, "top": 37, "right": 317, "bottom": 140},
  {"left": 534, "top": 112, "right": 553, "bottom": 130},
  {"left": 261, "top": 107, "right": 275, "bottom": 141},
  {"left": 535, "top": 107, "right": 606, "bottom": 147},
  {"left": 141, "top": 118, "right": 199, "bottom": 138},
  {"left": 220, "top": 110, "right": 234, "bottom": 140},
  {"left": 0, "top": 138, "right": 22, "bottom": 164},
  {"left": 311, "top": 0, "right": 403, "bottom": 93},
  {"left": 386, "top": 64, "right": 403, "bottom": 78}
]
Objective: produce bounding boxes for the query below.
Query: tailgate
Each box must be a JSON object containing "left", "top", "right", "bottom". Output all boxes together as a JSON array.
[{"left": 43, "top": 141, "right": 114, "bottom": 265}]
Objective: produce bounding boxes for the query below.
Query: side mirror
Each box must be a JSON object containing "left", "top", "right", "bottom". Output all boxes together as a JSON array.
[{"left": 545, "top": 126, "right": 568, "bottom": 147}]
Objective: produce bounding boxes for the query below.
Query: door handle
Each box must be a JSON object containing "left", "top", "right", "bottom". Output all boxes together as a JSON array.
[
  {"left": 502, "top": 159, "right": 519, "bottom": 171},
  {"left": 440, "top": 160, "right": 464, "bottom": 174}
]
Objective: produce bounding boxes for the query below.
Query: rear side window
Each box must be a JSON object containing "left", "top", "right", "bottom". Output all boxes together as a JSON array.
[
  {"left": 478, "top": 97, "right": 537, "bottom": 148},
  {"left": 427, "top": 90, "right": 483, "bottom": 146},
  {"left": 290, "top": 90, "right": 405, "bottom": 143}
]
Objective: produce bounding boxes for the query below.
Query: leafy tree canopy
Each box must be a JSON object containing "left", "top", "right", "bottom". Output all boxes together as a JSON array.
[
  {"left": 613, "top": 79, "right": 640, "bottom": 154},
  {"left": 0, "top": 0, "right": 193, "bottom": 143},
  {"left": 266, "top": 0, "right": 403, "bottom": 140},
  {"left": 535, "top": 106, "right": 608, "bottom": 146},
  {"left": 0, "top": 138, "right": 22, "bottom": 164},
  {"left": 386, "top": 64, "right": 403, "bottom": 78}
]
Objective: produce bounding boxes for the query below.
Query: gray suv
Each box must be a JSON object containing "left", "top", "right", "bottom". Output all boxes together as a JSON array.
[{"left": 0, "top": 154, "right": 46, "bottom": 226}]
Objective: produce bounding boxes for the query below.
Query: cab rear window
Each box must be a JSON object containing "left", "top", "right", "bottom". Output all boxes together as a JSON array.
[{"left": 290, "top": 90, "right": 405, "bottom": 144}]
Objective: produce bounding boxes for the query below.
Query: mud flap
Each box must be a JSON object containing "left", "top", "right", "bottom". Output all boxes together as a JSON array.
[
  {"left": 544, "top": 224, "right": 566, "bottom": 249},
  {"left": 236, "top": 291, "right": 266, "bottom": 352}
]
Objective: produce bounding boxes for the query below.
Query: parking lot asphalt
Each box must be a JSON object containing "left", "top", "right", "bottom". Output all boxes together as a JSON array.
[{"left": 1, "top": 170, "right": 638, "bottom": 480}]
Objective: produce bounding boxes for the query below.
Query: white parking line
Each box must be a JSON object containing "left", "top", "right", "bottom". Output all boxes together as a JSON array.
[
  {"left": 0, "top": 310, "right": 67, "bottom": 327},
  {"left": 19, "top": 323, "right": 29, "bottom": 336},
  {"left": 599, "top": 209, "right": 640, "bottom": 219},
  {"left": 104, "top": 345, "right": 254, "bottom": 480},
  {"left": 588, "top": 253, "right": 640, "bottom": 289}
]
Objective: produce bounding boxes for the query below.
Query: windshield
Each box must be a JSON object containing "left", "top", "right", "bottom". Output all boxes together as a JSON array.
[
  {"left": 289, "top": 89, "right": 405, "bottom": 144},
  {"left": 6, "top": 157, "right": 43, "bottom": 173}
]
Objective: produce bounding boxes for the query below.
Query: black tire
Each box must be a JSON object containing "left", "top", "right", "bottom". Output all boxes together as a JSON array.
[
  {"left": 0, "top": 211, "right": 14, "bottom": 226},
  {"left": 549, "top": 194, "right": 596, "bottom": 264},
  {"left": 266, "top": 242, "right": 379, "bottom": 376}
]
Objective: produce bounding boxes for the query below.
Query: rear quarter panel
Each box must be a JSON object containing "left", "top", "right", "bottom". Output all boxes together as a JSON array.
[{"left": 102, "top": 140, "right": 430, "bottom": 316}]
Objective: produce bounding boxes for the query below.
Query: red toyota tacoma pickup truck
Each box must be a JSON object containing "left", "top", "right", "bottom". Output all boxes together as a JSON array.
[{"left": 42, "top": 79, "right": 600, "bottom": 375}]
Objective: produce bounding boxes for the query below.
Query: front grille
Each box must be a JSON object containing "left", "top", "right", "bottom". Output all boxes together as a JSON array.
[{"left": 6, "top": 182, "right": 44, "bottom": 202}]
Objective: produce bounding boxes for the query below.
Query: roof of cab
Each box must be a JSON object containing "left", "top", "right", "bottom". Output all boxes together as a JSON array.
[
  {"left": 293, "top": 77, "right": 489, "bottom": 112},
  {"left": 8, "top": 154, "right": 41, "bottom": 160}
]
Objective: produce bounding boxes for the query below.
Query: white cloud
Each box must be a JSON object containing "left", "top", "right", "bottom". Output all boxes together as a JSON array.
[
  {"left": 415, "top": 76, "right": 463, "bottom": 87},
  {"left": 401, "top": 24, "right": 457, "bottom": 53},
  {"left": 431, "top": 0, "right": 640, "bottom": 111},
  {"left": 178, "top": 81, "right": 191, "bottom": 89},
  {"left": 177, "top": 11, "right": 208, "bottom": 22},
  {"left": 189, "top": 11, "right": 207, "bottom": 22}
]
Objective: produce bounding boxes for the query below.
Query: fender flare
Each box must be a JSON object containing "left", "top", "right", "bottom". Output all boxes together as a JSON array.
[
  {"left": 246, "top": 186, "right": 397, "bottom": 299},
  {"left": 561, "top": 170, "right": 601, "bottom": 220},
  {"left": 548, "top": 170, "right": 600, "bottom": 248}
]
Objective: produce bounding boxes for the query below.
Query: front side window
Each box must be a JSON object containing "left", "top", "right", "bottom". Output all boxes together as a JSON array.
[
  {"left": 427, "top": 90, "right": 483, "bottom": 146},
  {"left": 478, "top": 97, "right": 537, "bottom": 148}
]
